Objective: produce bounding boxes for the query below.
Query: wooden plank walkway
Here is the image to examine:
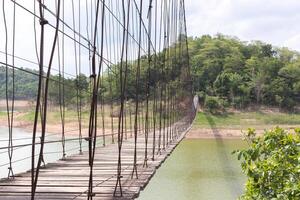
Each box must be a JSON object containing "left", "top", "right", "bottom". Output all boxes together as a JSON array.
[{"left": 0, "top": 124, "right": 191, "bottom": 200}]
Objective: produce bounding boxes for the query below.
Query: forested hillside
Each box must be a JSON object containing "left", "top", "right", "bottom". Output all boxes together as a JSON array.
[
  {"left": 0, "top": 67, "right": 38, "bottom": 99},
  {"left": 1, "top": 34, "right": 299, "bottom": 111},
  {"left": 0, "top": 67, "right": 89, "bottom": 106},
  {"left": 190, "top": 34, "right": 300, "bottom": 110}
]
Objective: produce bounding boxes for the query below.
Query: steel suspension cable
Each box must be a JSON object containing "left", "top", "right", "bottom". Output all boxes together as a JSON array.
[
  {"left": 71, "top": 0, "right": 83, "bottom": 154},
  {"left": 78, "top": 0, "right": 83, "bottom": 154},
  {"left": 2, "top": 0, "right": 14, "bottom": 179},
  {"left": 87, "top": 0, "right": 105, "bottom": 198},
  {"left": 157, "top": 0, "right": 165, "bottom": 154},
  {"left": 131, "top": 0, "right": 143, "bottom": 180},
  {"left": 151, "top": 0, "right": 158, "bottom": 161},
  {"left": 143, "top": 0, "right": 154, "bottom": 168},
  {"left": 107, "top": 0, "right": 115, "bottom": 144},
  {"left": 113, "top": 0, "right": 130, "bottom": 195},
  {"left": 55, "top": 0, "right": 66, "bottom": 159},
  {"left": 123, "top": 2, "right": 132, "bottom": 142},
  {"left": 30, "top": 0, "right": 46, "bottom": 197},
  {"left": 31, "top": 0, "right": 61, "bottom": 198}
]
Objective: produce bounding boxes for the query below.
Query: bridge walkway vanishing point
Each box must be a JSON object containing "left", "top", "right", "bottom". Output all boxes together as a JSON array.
[{"left": 0, "top": 121, "right": 192, "bottom": 200}]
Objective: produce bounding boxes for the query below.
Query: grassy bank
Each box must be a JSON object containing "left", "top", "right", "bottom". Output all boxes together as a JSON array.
[
  {"left": 0, "top": 103, "right": 162, "bottom": 133},
  {"left": 0, "top": 111, "right": 6, "bottom": 117},
  {"left": 194, "top": 111, "right": 300, "bottom": 129}
]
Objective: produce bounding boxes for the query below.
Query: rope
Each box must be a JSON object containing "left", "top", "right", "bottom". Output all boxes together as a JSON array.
[
  {"left": 131, "top": 0, "right": 143, "bottom": 180},
  {"left": 71, "top": 0, "right": 83, "bottom": 155},
  {"left": 33, "top": 0, "right": 39, "bottom": 64},
  {"left": 113, "top": 0, "right": 130, "bottom": 195},
  {"left": 0, "top": 0, "right": 194, "bottom": 198},
  {"left": 2, "top": 0, "right": 15, "bottom": 179},
  {"left": 101, "top": 66, "right": 105, "bottom": 146},
  {"left": 56, "top": 0, "right": 66, "bottom": 160},
  {"left": 143, "top": 0, "right": 154, "bottom": 168},
  {"left": 87, "top": 0, "right": 105, "bottom": 198},
  {"left": 10, "top": 0, "right": 117, "bottom": 71},
  {"left": 31, "top": 1, "right": 61, "bottom": 198}
]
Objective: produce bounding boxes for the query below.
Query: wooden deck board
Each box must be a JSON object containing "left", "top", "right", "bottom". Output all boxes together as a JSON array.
[{"left": 0, "top": 123, "right": 191, "bottom": 200}]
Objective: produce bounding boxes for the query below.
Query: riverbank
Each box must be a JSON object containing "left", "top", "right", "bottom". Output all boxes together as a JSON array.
[
  {"left": 0, "top": 117, "right": 87, "bottom": 136},
  {"left": 186, "top": 110, "right": 300, "bottom": 139},
  {"left": 185, "top": 125, "right": 298, "bottom": 139},
  {"left": 0, "top": 100, "right": 114, "bottom": 136},
  {"left": 1, "top": 101, "right": 299, "bottom": 138}
]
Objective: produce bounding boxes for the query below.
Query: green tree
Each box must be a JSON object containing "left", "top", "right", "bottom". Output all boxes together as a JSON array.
[{"left": 234, "top": 128, "right": 300, "bottom": 200}]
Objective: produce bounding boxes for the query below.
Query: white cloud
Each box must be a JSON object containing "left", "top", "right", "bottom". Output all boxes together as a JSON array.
[
  {"left": 283, "top": 34, "right": 300, "bottom": 51},
  {"left": 1, "top": 0, "right": 300, "bottom": 77},
  {"left": 185, "top": 0, "right": 300, "bottom": 51}
]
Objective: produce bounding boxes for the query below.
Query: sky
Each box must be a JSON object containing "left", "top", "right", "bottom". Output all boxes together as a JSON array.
[
  {"left": 1, "top": 0, "right": 300, "bottom": 76},
  {"left": 185, "top": 0, "right": 300, "bottom": 51}
]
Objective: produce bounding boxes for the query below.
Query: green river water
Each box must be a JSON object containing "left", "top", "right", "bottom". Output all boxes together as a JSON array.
[
  {"left": 0, "top": 126, "right": 247, "bottom": 199},
  {"left": 138, "top": 139, "right": 247, "bottom": 200}
]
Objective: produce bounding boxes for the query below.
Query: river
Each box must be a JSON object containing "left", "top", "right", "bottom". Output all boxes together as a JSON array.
[
  {"left": 0, "top": 126, "right": 89, "bottom": 179},
  {"left": 138, "top": 139, "right": 247, "bottom": 200},
  {"left": 0, "top": 127, "right": 246, "bottom": 199}
]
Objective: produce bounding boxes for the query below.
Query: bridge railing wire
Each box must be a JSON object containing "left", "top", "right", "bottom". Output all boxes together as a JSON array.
[{"left": 0, "top": 0, "right": 193, "bottom": 198}]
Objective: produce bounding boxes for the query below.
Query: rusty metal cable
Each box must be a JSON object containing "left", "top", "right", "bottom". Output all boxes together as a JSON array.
[
  {"left": 31, "top": 0, "right": 61, "bottom": 199},
  {"left": 55, "top": 0, "right": 66, "bottom": 159},
  {"left": 143, "top": 0, "right": 154, "bottom": 168},
  {"left": 71, "top": 0, "right": 83, "bottom": 154},
  {"left": 2, "top": 0, "right": 15, "bottom": 179},
  {"left": 131, "top": 0, "right": 143, "bottom": 180},
  {"left": 0, "top": 1, "right": 194, "bottom": 199},
  {"left": 114, "top": 0, "right": 130, "bottom": 195},
  {"left": 87, "top": 0, "right": 106, "bottom": 198}
]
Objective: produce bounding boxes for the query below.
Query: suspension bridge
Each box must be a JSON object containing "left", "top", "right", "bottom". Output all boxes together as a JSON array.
[{"left": 0, "top": 0, "right": 195, "bottom": 199}]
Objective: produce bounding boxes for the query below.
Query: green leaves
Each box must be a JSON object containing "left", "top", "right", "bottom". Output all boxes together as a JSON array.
[
  {"left": 203, "top": 95, "right": 224, "bottom": 114},
  {"left": 234, "top": 127, "right": 300, "bottom": 200},
  {"left": 189, "top": 35, "right": 300, "bottom": 110}
]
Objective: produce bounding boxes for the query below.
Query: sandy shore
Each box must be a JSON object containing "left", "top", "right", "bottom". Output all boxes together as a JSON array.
[
  {"left": 185, "top": 128, "right": 256, "bottom": 139},
  {"left": 0, "top": 117, "right": 100, "bottom": 137},
  {"left": 185, "top": 125, "right": 299, "bottom": 139},
  {"left": 1, "top": 110, "right": 298, "bottom": 139}
]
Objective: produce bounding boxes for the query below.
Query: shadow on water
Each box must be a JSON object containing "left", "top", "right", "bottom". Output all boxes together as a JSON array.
[{"left": 204, "top": 113, "right": 241, "bottom": 197}]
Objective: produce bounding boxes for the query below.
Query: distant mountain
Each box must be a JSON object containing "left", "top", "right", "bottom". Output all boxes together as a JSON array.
[
  {"left": 0, "top": 66, "right": 38, "bottom": 100},
  {"left": 0, "top": 66, "right": 90, "bottom": 107}
]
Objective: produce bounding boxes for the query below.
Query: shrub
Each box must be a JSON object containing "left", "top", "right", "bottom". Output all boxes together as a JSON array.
[
  {"left": 282, "top": 98, "right": 296, "bottom": 111},
  {"left": 234, "top": 127, "right": 300, "bottom": 200},
  {"left": 204, "top": 96, "right": 223, "bottom": 113}
]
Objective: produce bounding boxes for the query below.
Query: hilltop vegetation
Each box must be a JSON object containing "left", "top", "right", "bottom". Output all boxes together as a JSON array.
[
  {"left": 189, "top": 34, "right": 300, "bottom": 111},
  {"left": 1, "top": 34, "right": 299, "bottom": 112},
  {"left": 0, "top": 67, "right": 89, "bottom": 106},
  {"left": 0, "top": 67, "right": 38, "bottom": 99}
]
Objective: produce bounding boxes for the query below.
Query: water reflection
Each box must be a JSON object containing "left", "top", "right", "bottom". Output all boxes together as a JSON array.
[
  {"left": 0, "top": 126, "right": 247, "bottom": 199},
  {"left": 138, "top": 139, "right": 246, "bottom": 200}
]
